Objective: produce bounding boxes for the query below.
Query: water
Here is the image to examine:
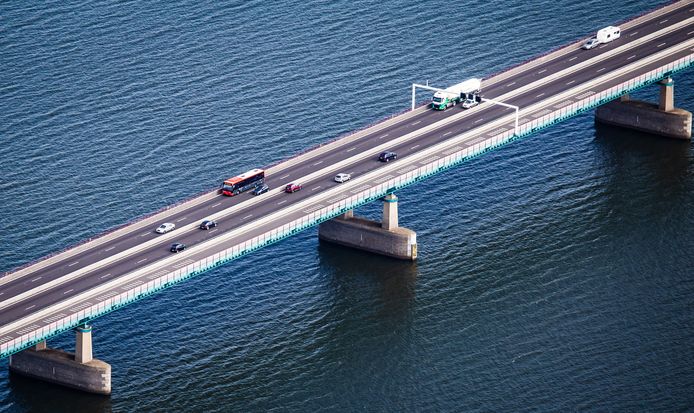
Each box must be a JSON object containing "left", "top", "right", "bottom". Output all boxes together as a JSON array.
[{"left": 1, "top": 0, "right": 693, "bottom": 411}]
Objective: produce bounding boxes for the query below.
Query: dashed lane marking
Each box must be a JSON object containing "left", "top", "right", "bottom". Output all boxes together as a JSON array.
[
  {"left": 656, "top": 43, "right": 666, "bottom": 48},
  {"left": 377, "top": 134, "right": 389, "bottom": 139},
  {"left": 140, "top": 232, "right": 150, "bottom": 237},
  {"left": 68, "top": 261, "right": 79, "bottom": 267},
  {"left": 627, "top": 55, "right": 636, "bottom": 60},
  {"left": 506, "top": 81, "right": 516, "bottom": 87},
  {"left": 31, "top": 277, "right": 42, "bottom": 282},
  {"left": 313, "top": 160, "right": 324, "bottom": 166},
  {"left": 536, "top": 92, "right": 545, "bottom": 97},
  {"left": 443, "top": 131, "right": 453, "bottom": 136},
  {"left": 100, "top": 273, "right": 112, "bottom": 279},
  {"left": 659, "top": 19, "right": 668, "bottom": 24},
  {"left": 688, "top": 30, "right": 694, "bottom": 36},
  {"left": 25, "top": 305, "right": 35, "bottom": 311},
  {"left": 537, "top": 69, "right": 546, "bottom": 74},
  {"left": 209, "top": 228, "right": 218, "bottom": 233},
  {"left": 410, "top": 144, "right": 420, "bottom": 150},
  {"left": 596, "top": 67, "right": 606, "bottom": 73},
  {"left": 568, "top": 56, "right": 577, "bottom": 61},
  {"left": 279, "top": 174, "right": 290, "bottom": 179},
  {"left": 211, "top": 202, "right": 221, "bottom": 208},
  {"left": 311, "top": 186, "right": 321, "bottom": 191},
  {"left": 176, "top": 216, "right": 187, "bottom": 222},
  {"left": 411, "top": 120, "right": 421, "bottom": 125},
  {"left": 346, "top": 147, "right": 356, "bottom": 152},
  {"left": 105, "top": 246, "right": 115, "bottom": 252},
  {"left": 63, "top": 289, "right": 74, "bottom": 295},
  {"left": 566, "top": 80, "right": 576, "bottom": 85},
  {"left": 630, "top": 31, "right": 638, "bottom": 36},
  {"left": 242, "top": 214, "right": 253, "bottom": 220},
  {"left": 277, "top": 200, "right": 287, "bottom": 205},
  {"left": 137, "top": 258, "right": 147, "bottom": 264},
  {"left": 473, "top": 118, "right": 484, "bottom": 124}
]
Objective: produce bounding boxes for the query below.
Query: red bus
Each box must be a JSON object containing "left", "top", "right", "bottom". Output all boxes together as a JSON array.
[{"left": 221, "top": 169, "right": 265, "bottom": 196}]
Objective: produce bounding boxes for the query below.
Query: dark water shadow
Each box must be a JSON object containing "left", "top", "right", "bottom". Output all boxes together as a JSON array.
[{"left": 7, "top": 371, "right": 112, "bottom": 413}]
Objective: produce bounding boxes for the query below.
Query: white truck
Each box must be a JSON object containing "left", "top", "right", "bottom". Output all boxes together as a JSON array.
[{"left": 431, "top": 78, "right": 481, "bottom": 110}]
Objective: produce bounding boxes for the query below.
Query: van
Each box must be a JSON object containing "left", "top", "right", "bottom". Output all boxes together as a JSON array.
[{"left": 596, "top": 26, "right": 620, "bottom": 44}]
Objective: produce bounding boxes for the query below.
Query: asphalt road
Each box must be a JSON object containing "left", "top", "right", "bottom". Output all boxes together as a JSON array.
[{"left": 1, "top": 2, "right": 692, "bottom": 330}]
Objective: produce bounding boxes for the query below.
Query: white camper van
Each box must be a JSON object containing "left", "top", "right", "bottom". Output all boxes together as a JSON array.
[{"left": 596, "top": 26, "right": 620, "bottom": 44}]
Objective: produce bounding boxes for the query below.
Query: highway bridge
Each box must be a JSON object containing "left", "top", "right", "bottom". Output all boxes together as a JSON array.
[{"left": 1, "top": 0, "right": 693, "bottom": 390}]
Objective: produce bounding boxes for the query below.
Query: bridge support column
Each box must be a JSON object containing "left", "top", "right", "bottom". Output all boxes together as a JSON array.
[
  {"left": 318, "top": 193, "right": 417, "bottom": 260},
  {"left": 595, "top": 77, "right": 691, "bottom": 140},
  {"left": 9, "top": 324, "right": 111, "bottom": 395}
]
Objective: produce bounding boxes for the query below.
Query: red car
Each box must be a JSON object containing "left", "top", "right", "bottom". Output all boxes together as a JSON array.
[{"left": 285, "top": 183, "right": 302, "bottom": 193}]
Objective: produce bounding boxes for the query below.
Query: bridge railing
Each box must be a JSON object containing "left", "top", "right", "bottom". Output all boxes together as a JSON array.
[{"left": 2, "top": 51, "right": 693, "bottom": 359}]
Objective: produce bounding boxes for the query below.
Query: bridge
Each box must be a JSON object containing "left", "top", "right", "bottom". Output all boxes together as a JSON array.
[{"left": 1, "top": 0, "right": 693, "bottom": 394}]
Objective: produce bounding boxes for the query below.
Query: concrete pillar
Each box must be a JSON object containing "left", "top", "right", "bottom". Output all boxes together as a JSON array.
[
  {"left": 382, "top": 194, "right": 398, "bottom": 231},
  {"left": 75, "top": 324, "right": 93, "bottom": 364},
  {"left": 35, "top": 341, "right": 46, "bottom": 351},
  {"left": 659, "top": 77, "right": 674, "bottom": 111}
]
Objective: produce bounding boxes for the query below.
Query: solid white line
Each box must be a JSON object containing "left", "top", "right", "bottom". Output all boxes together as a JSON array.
[
  {"left": 176, "top": 216, "right": 187, "bottom": 222},
  {"left": 311, "top": 186, "right": 321, "bottom": 191},
  {"left": 104, "top": 246, "right": 115, "bottom": 252},
  {"left": 277, "top": 200, "right": 287, "bottom": 205},
  {"left": 62, "top": 290, "right": 73, "bottom": 295},
  {"left": 346, "top": 147, "right": 356, "bottom": 152},
  {"left": 568, "top": 56, "right": 577, "bottom": 61},
  {"left": 279, "top": 174, "right": 290, "bottom": 179},
  {"left": 656, "top": 43, "right": 666, "bottom": 48},
  {"left": 411, "top": 120, "right": 421, "bottom": 125},
  {"left": 536, "top": 93, "right": 545, "bottom": 97},
  {"left": 627, "top": 55, "right": 636, "bottom": 60},
  {"left": 211, "top": 202, "right": 221, "bottom": 208},
  {"left": 411, "top": 145, "right": 420, "bottom": 150},
  {"left": 31, "top": 277, "right": 42, "bottom": 282},
  {"left": 242, "top": 214, "right": 253, "bottom": 220},
  {"left": 68, "top": 261, "right": 79, "bottom": 267},
  {"left": 136, "top": 258, "right": 147, "bottom": 264},
  {"left": 566, "top": 80, "right": 576, "bottom": 85}
]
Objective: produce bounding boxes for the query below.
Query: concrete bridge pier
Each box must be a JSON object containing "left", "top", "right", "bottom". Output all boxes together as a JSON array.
[
  {"left": 9, "top": 324, "right": 111, "bottom": 395},
  {"left": 318, "top": 193, "right": 417, "bottom": 260},
  {"left": 595, "top": 77, "right": 692, "bottom": 139}
]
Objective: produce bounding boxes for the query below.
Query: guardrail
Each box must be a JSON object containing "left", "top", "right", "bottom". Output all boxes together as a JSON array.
[{"left": 2, "top": 51, "right": 691, "bottom": 359}]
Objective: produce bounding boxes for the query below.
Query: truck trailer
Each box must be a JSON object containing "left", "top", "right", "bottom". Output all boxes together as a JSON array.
[{"left": 431, "top": 78, "right": 481, "bottom": 110}]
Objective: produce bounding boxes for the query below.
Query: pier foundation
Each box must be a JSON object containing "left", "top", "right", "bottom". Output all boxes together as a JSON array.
[
  {"left": 595, "top": 77, "right": 692, "bottom": 140},
  {"left": 9, "top": 324, "right": 111, "bottom": 395},
  {"left": 319, "top": 193, "right": 417, "bottom": 260}
]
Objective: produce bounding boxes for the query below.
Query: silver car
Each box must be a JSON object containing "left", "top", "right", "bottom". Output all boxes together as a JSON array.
[
  {"left": 155, "top": 222, "right": 176, "bottom": 234},
  {"left": 334, "top": 173, "right": 351, "bottom": 183},
  {"left": 582, "top": 38, "right": 600, "bottom": 50}
]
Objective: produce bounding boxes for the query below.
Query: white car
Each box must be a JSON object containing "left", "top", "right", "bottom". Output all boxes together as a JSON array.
[
  {"left": 461, "top": 98, "right": 478, "bottom": 109},
  {"left": 155, "top": 222, "right": 176, "bottom": 234},
  {"left": 582, "top": 37, "right": 600, "bottom": 50},
  {"left": 334, "top": 173, "right": 351, "bottom": 183}
]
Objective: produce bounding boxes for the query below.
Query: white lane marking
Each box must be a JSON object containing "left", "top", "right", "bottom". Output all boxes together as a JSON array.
[
  {"left": 277, "top": 200, "right": 287, "bottom": 205},
  {"left": 346, "top": 147, "right": 356, "bottom": 152},
  {"left": 473, "top": 118, "right": 484, "bottom": 124},
  {"left": 105, "top": 246, "right": 115, "bottom": 252},
  {"left": 377, "top": 134, "right": 389, "bottom": 139},
  {"left": 411, "top": 144, "right": 420, "bottom": 150},
  {"left": 596, "top": 67, "right": 606, "bottom": 73},
  {"left": 209, "top": 228, "right": 218, "bottom": 233},
  {"left": 506, "top": 81, "right": 516, "bottom": 87},
  {"left": 536, "top": 92, "right": 545, "bottom": 97},
  {"left": 688, "top": 30, "right": 694, "bottom": 36},
  {"left": 568, "top": 56, "right": 577, "bottom": 61},
  {"left": 659, "top": 19, "right": 668, "bottom": 24},
  {"left": 0, "top": 292, "right": 4, "bottom": 296},
  {"left": 279, "top": 174, "right": 290, "bottom": 179},
  {"left": 176, "top": 216, "right": 187, "bottom": 222},
  {"left": 313, "top": 160, "right": 323, "bottom": 166},
  {"left": 630, "top": 31, "right": 638, "bottom": 36},
  {"left": 25, "top": 305, "right": 35, "bottom": 311},
  {"left": 537, "top": 69, "right": 546, "bottom": 74},
  {"left": 100, "top": 273, "right": 111, "bottom": 279},
  {"left": 656, "top": 42, "right": 666, "bottom": 48},
  {"left": 627, "top": 55, "right": 636, "bottom": 60},
  {"left": 137, "top": 258, "right": 147, "bottom": 264},
  {"left": 242, "top": 214, "right": 253, "bottom": 220},
  {"left": 566, "top": 80, "right": 576, "bottom": 85},
  {"left": 443, "top": 131, "right": 453, "bottom": 136},
  {"left": 63, "top": 289, "right": 73, "bottom": 295},
  {"left": 31, "top": 277, "right": 42, "bottom": 282},
  {"left": 311, "top": 186, "right": 321, "bottom": 191},
  {"left": 68, "top": 261, "right": 79, "bottom": 267},
  {"left": 211, "top": 202, "right": 221, "bottom": 208},
  {"left": 141, "top": 232, "right": 149, "bottom": 237},
  {"left": 411, "top": 120, "right": 421, "bottom": 125}
]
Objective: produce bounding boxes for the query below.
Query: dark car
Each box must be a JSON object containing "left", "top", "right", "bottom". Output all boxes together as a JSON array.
[
  {"left": 199, "top": 220, "right": 217, "bottom": 230},
  {"left": 285, "top": 183, "right": 302, "bottom": 193},
  {"left": 378, "top": 151, "right": 397, "bottom": 162},
  {"left": 170, "top": 243, "right": 186, "bottom": 253},
  {"left": 252, "top": 184, "right": 270, "bottom": 195}
]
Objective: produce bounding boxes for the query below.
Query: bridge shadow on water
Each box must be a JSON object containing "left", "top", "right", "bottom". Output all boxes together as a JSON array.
[{"left": 7, "top": 372, "right": 112, "bottom": 413}]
